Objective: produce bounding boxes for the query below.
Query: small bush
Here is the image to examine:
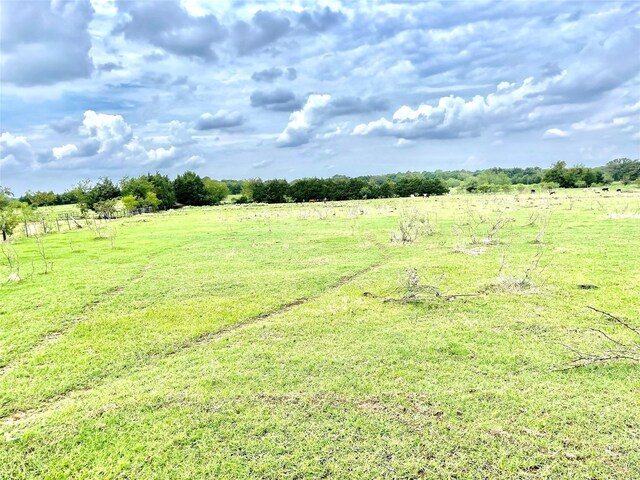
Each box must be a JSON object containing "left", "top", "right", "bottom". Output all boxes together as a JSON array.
[{"left": 391, "top": 207, "right": 435, "bottom": 244}]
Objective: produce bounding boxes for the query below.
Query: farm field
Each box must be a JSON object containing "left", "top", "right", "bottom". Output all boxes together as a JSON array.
[{"left": 0, "top": 191, "right": 639, "bottom": 479}]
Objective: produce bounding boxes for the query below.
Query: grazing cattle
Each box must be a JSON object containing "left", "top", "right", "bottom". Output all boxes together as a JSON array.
[
  {"left": 549, "top": 191, "right": 556, "bottom": 195},
  {"left": 410, "top": 194, "right": 415, "bottom": 198},
  {"left": 530, "top": 189, "right": 536, "bottom": 194},
  {"left": 602, "top": 187, "right": 609, "bottom": 192},
  {"left": 617, "top": 188, "right": 622, "bottom": 193},
  {"left": 309, "top": 199, "right": 317, "bottom": 203}
]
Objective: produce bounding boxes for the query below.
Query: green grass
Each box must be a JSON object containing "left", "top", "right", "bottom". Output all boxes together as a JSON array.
[{"left": 1, "top": 191, "right": 639, "bottom": 478}]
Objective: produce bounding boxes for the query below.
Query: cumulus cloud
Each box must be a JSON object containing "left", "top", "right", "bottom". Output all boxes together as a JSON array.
[
  {"left": 195, "top": 111, "right": 244, "bottom": 130},
  {"left": 2, "top": 2, "right": 639, "bottom": 192},
  {"left": 146, "top": 146, "right": 177, "bottom": 164},
  {"left": 44, "top": 111, "right": 150, "bottom": 169},
  {"left": 232, "top": 11, "right": 290, "bottom": 55},
  {"left": 114, "top": 0, "right": 226, "bottom": 62},
  {"left": 52, "top": 144, "right": 79, "bottom": 159},
  {"left": 276, "top": 94, "right": 389, "bottom": 147},
  {"left": 250, "top": 88, "right": 302, "bottom": 111},
  {"left": 0, "top": 132, "right": 35, "bottom": 168},
  {"left": 81, "top": 110, "right": 133, "bottom": 154},
  {"left": 542, "top": 128, "right": 569, "bottom": 139},
  {"left": 0, "top": 0, "right": 94, "bottom": 85},
  {"left": 168, "top": 121, "right": 196, "bottom": 145},
  {"left": 277, "top": 94, "right": 332, "bottom": 147},
  {"left": 353, "top": 77, "right": 553, "bottom": 139}
]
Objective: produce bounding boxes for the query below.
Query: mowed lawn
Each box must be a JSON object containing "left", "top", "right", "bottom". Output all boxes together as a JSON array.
[{"left": 1, "top": 192, "right": 639, "bottom": 479}]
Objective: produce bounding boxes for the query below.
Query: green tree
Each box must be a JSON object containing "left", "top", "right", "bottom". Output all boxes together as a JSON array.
[
  {"left": 543, "top": 161, "right": 567, "bottom": 186},
  {"left": 141, "top": 192, "right": 160, "bottom": 211},
  {"left": 605, "top": 158, "right": 640, "bottom": 181},
  {"left": 174, "top": 171, "right": 209, "bottom": 206},
  {"left": 20, "top": 190, "right": 57, "bottom": 206},
  {"left": 122, "top": 195, "right": 138, "bottom": 212},
  {"left": 260, "top": 179, "right": 289, "bottom": 203},
  {"left": 87, "top": 177, "right": 121, "bottom": 209},
  {"left": 0, "top": 188, "right": 21, "bottom": 241},
  {"left": 146, "top": 172, "right": 176, "bottom": 209},
  {"left": 93, "top": 198, "right": 119, "bottom": 218},
  {"left": 203, "top": 178, "right": 230, "bottom": 204},
  {"left": 121, "top": 176, "right": 154, "bottom": 200}
]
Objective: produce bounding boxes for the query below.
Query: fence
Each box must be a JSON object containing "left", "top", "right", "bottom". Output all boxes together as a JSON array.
[{"left": 18, "top": 207, "right": 154, "bottom": 238}]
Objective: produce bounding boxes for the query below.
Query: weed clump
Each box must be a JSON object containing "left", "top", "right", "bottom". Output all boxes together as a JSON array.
[
  {"left": 486, "top": 275, "right": 537, "bottom": 293},
  {"left": 391, "top": 207, "right": 435, "bottom": 244}
]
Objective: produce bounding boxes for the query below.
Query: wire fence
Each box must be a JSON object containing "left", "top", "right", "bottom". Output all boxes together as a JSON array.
[{"left": 17, "top": 207, "right": 154, "bottom": 238}]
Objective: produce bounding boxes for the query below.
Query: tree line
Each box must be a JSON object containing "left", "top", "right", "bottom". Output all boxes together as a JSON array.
[{"left": 18, "top": 158, "right": 639, "bottom": 209}]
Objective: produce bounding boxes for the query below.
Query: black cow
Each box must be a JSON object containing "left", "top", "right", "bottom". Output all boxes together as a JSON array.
[
  {"left": 602, "top": 187, "right": 609, "bottom": 192},
  {"left": 530, "top": 189, "right": 536, "bottom": 194}
]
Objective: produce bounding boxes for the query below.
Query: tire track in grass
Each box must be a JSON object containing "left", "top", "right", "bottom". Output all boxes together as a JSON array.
[
  {"left": 0, "top": 262, "right": 155, "bottom": 381},
  {"left": 0, "top": 257, "right": 389, "bottom": 425}
]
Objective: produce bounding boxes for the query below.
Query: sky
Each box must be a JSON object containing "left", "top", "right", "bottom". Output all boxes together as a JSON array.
[{"left": 0, "top": 0, "right": 639, "bottom": 195}]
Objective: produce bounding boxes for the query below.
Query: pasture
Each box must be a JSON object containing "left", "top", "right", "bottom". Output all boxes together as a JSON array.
[{"left": 1, "top": 191, "right": 639, "bottom": 479}]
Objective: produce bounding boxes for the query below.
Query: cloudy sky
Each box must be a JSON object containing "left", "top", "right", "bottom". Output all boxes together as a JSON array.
[{"left": 1, "top": 0, "right": 639, "bottom": 194}]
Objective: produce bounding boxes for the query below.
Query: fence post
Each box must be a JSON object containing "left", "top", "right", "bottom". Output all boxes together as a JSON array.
[
  {"left": 56, "top": 217, "right": 60, "bottom": 233},
  {"left": 67, "top": 214, "right": 71, "bottom": 230},
  {"left": 24, "top": 219, "right": 29, "bottom": 237}
]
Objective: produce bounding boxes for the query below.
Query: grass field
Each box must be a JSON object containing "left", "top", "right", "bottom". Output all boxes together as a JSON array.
[{"left": 1, "top": 191, "right": 639, "bottom": 479}]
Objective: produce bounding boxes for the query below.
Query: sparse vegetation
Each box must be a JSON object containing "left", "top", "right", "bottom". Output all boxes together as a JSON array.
[{"left": 0, "top": 191, "right": 638, "bottom": 478}]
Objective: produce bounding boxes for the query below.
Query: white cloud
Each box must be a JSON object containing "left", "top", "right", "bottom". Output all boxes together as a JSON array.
[
  {"left": 81, "top": 110, "right": 133, "bottom": 154},
  {"left": 52, "top": 144, "right": 79, "bottom": 159},
  {"left": 195, "top": 110, "right": 244, "bottom": 130},
  {"left": 168, "top": 120, "right": 195, "bottom": 145},
  {"left": 542, "top": 128, "right": 569, "bottom": 139},
  {"left": 353, "top": 77, "right": 554, "bottom": 140},
  {"left": 147, "top": 146, "right": 177, "bottom": 163},
  {"left": 277, "top": 94, "right": 332, "bottom": 147},
  {"left": 395, "top": 138, "right": 415, "bottom": 147}
]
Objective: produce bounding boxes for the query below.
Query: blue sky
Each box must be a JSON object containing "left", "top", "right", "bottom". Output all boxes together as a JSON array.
[{"left": 1, "top": 0, "right": 639, "bottom": 194}]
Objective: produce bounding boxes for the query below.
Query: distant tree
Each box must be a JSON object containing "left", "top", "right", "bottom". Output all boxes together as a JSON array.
[
  {"left": 20, "top": 190, "right": 57, "bottom": 206},
  {"left": 223, "top": 180, "right": 244, "bottom": 195},
  {"left": 70, "top": 180, "right": 92, "bottom": 214},
  {"left": 259, "top": 179, "right": 289, "bottom": 203},
  {"left": 378, "top": 180, "right": 395, "bottom": 198},
  {"left": 606, "top": 158, "right": 640, "bottom": 181},
  {"left": 0, "top": 188, "right": 20, "bottom": 241},
  {"left": 146, "top": 172, "right": 176, "bottom": 209},
  {"left": 174, "top": 171, "right": 209, "bottom": 206},
  {"left": 140, "top": 191, "right": 160, "bottom": 211},
  {"left": 121, "top": 176, "right": 154, "bottom": 200},
  {"left": 88, "top": 177, "right": 121, "bottom": 208},
  {"left": 241, "top": 180, "right": 258, "bottom": 201},
  {"left": 543, "top": 161, "right": 567, "bottom": 186},
  {"left": 122, "top": 195, "right": 138, "bottom": 212},
  {"left": 203, "top": 178, "right": 230, "bottom": 204},
  {"left": 56, "top": 189, "right": 80, "bottom": 205},
  {"left": 93, "top": 199, "right": 119, "bottom": 218}
]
